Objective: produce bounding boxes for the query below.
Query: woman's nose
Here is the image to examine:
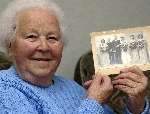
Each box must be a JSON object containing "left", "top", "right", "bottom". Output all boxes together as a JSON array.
[{"left": 38, "top": 38, "right": 50, "bottom": 52}]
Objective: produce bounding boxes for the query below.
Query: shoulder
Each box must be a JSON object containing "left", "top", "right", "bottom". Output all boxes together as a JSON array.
[
  {"left": 0, "top": 80, "right": 36, "bottom": 113},
  {"left": 0, "top": 67, "right": 38, "bottom": 113},
  {"left": 0, "top": 68, "right": 12, "bottom": 84},
  {"left": 0, "top": 67, "right": 24, "bottom": 99},
  {"left": 54, "top": 75, "right": 86, "bottom": 95},
  {"left": 0, "top": 67, "right": 11, "bottom": 75},
  {"left": 54, "top": 75, "right": 82, "bottom": 87},
  {"left": 54, "top": 75, "right": 84, "bottom": 89},
  {"left": 0, "top": 66, "right": 18, "bottom": 86},
  {"left": 0, "top": 66, "right": 15, "bottom": 77}
]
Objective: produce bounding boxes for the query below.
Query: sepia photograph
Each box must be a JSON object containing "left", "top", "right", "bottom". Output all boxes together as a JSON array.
[{"left": 91, "top": 26, "right": 150, "bottom": 75}]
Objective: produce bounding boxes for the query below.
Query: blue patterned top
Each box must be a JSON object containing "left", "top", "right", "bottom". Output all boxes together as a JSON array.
[{"left": 0, "top": 66, "right": 149, "bottom": 114}]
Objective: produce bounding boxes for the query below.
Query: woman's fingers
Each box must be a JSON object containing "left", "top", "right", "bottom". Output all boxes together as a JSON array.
[
  {"left": 112, "top": 78, "right": 139, "bottom": 88},
  {"left": 87, "top": 74, "right": 113, "bottom": 103},
  {"left": 120, "top": 66, "right": 144, "bottom": 77},
  {"left": 83, "top": 80, "right": 93, "bottom": 89},
  {"left": 114, "top": 72, "right": 143, "bottom": 83}
]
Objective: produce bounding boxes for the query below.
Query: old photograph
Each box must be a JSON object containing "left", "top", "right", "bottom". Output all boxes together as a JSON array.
[{"left": 91, "top": 26, "right": 150, "bottom": 75}]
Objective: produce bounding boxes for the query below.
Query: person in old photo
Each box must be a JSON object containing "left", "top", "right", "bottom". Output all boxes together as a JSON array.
[
  {"left": 120, "top": 36, "right": 131, "bottom": 64},
  {"left": 137, "top": 33, "right": 150, "bottom": 63},
  {"left": 99, "top": 39, "right": 110, "bottom": 66},
  {"left": 107, "top": 37, "right": 122, "bottom": 64},
  {"left": 129, "top": 34, "right": 139, "bottom": 64}
]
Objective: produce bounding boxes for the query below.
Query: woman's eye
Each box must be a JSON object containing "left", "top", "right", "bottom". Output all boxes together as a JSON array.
[
  {"left": 48, "top": 36, "right": 59, "bottom": 42},
  {"left": 25, "top": 33, "right": 38, "bottom": 42},
  {"left": 27, "top": 35, "right": 37, "bottom": 38}
]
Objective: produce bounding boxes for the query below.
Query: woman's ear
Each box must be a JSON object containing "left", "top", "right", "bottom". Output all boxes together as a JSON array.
[
  {"left": 8, "top": 42, "right": 11, "bottom": 56},
  {"left": 7, "top": 41, "right": 13, "bottom": 59},
  {"left": 8, "top": 42, "right": 11, "bottom": 48}
]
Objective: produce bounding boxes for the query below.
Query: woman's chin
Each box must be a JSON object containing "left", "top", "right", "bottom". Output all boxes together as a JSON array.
[{"left": 31, "top": 68, "right": 54, "bottom": 77}]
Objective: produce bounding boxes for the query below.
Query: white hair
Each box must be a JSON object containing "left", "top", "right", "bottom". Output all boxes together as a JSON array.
[{"left": 0, "top": 0, "right": 65, "bottom": 56}]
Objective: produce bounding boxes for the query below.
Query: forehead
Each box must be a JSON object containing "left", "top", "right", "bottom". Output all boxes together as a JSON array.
[{"left": 16, "top": 8, "right": 60, "bottom": 33}]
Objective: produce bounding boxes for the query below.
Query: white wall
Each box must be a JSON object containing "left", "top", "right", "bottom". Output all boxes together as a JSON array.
[{"left": 1, "top": 0, "right": 150, "bottom": 79}]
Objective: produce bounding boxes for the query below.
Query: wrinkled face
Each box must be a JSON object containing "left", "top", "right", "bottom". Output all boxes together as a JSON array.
[{"left": 10, "top": 8, "right": 63, "bottom": 79}]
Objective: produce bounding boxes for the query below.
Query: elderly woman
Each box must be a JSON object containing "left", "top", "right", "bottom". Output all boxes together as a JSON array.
[{"left": 0, "top": 0, "right": 149, "bottom": 114}]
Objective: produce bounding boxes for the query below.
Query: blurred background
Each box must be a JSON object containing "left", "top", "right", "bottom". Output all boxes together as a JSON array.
[{"left": 0, "top": 0, "right": 150, "bottom": 79}]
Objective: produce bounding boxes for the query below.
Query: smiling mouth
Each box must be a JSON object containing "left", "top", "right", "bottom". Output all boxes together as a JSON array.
[{"left": 32, "top": 58, "right": 51, "bottom": 61}]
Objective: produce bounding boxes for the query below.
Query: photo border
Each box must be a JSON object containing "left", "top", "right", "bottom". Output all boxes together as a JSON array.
[{"left": 91, "top": 26, "right": 150, "bottom": 75}]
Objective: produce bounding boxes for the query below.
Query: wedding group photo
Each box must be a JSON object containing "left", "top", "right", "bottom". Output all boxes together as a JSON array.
[{"left": 96, "top": 32, "right": 150, "bottom": 67}]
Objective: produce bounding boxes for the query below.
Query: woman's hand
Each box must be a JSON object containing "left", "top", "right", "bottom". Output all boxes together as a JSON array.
[
  {"left": 112, "top": 66, "right": 148, "bottom": 114},
  {"left": 84, "top": 74, "right": 113, "bottom": 103}
]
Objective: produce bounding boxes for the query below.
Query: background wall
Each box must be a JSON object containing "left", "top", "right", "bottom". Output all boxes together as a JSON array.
[{"left": 0, "top": 0, "right": 150, "bottom": 79}]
